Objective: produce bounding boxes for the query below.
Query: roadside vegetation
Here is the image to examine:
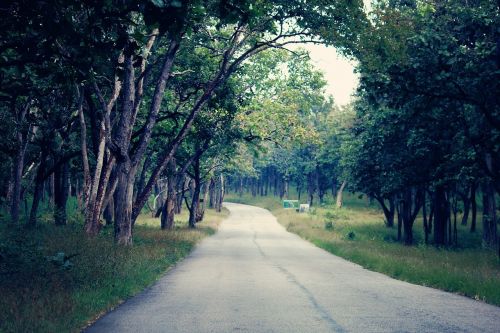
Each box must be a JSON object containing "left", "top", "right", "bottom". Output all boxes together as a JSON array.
[
  {"left": 0, "top": 205, "right": 227, "bottom": 332},
  {"left": 1, "top": 0, "right": 498, "bottom": 330},
  {"left": 226, "top": 192, "right": 500, "bottom": 306}
]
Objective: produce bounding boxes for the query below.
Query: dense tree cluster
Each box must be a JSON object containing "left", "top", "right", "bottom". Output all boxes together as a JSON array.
[
  {"left": 345, "top": 0, "right": 499, "bottom": 249},
  {"left": 1, "top": 0, "right": 497, "bottom": 256},
  {"left": 0, "top": 0, "right": 364, "bottom": 244},
  {"left": 226, "top": 0, "right": 499, "bottom": 254}
]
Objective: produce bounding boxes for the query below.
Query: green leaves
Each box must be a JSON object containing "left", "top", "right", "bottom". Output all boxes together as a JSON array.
[{"left": 347, "top": 0, "right": 500, "bottom": 197}]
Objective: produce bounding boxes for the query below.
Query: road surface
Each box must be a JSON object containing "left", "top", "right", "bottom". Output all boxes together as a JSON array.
[{"left": 87, "top": 202, "right": 500, "bottom": 333}]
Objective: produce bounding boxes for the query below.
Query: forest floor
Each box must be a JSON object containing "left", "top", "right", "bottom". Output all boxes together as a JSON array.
[
  {"left": 225, "top": 192, "right": 500, "bottom": 306},
  {"left": 0, "top": 206, "right": 228, "bottom": 333}
]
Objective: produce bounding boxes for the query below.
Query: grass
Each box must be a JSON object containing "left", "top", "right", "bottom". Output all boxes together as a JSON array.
[
  {"left": 0, "top": 206, "right": 228, "bottom": 333},
  {"left": 226, "top": 191, "right": 500, "bottom": 306}
]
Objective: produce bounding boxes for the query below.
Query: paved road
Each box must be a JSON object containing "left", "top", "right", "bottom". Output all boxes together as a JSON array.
[{"left": 87, "top": 203, "right": 500, "bottom": 333}]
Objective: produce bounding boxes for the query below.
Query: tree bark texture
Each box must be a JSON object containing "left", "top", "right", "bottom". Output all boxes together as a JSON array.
[
  {"left": 27, "top": 149, "right": 48, "bottom": 227},
  {"left": 54, "top": 161, "right": 69, "bottom": 225},
  {"left": 433, "top": 186, "right": 449, "bottom": 246},
  {"left": 10, "top": 102, "right": 30, "bottom": 224},
  {"left": 336, "top": 181, "right": 347, "bottom": 208},
  {"left": 161, "top": 158, "right": 177, "bottom": 230},
  {"left": 482, "top": 181, "right": 497, "bottom": 248},
  {"left": 188, "top": 159, "right": 201, "bottom": 228}
]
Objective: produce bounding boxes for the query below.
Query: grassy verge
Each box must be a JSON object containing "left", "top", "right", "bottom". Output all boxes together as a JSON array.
[
  {"left": 226, "top": 192, "right": 500, "bottom": 306},
  {"left": 0, "top": 207, "right": 228, "bottom": 332}
]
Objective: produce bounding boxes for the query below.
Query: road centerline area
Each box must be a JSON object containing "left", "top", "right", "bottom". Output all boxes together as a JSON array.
[{"left": 87, "top": 203, "right": 500, "bottom": 333}]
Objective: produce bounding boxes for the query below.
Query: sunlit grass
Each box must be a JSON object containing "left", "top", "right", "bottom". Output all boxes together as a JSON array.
[
  {"left": 0, "top": 206, "right": 228, "bottom": 332},
  {"left": 226, "top": 192, "right": 500, "bottom": 306}
]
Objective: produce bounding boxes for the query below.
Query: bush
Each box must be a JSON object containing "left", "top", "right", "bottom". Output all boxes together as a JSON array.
[
  {"left": 324, "top": 211, "right": 336, "bottom": 220},
  {"left": 324, "top": 221, "right": 334, "bottom": 230}
]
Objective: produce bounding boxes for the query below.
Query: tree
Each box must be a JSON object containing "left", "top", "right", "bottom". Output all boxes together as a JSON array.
[{"left": 347, "top": 0, "right": 499, "bottom": 248}]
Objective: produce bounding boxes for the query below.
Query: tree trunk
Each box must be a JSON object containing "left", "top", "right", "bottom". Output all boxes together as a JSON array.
[
  {"left": 188, "top": 160, "right": 201, "bottom": 228},
  {"left": 261, "top": 173, "right": 266, "bottom": 196},
  {"left": 279, "top": 177, "right": 284, "bottom": 200},
  {"left": 460, "top": 185, "right": 471, "bottom": 225},
  {"left": 331, "top": 180, "right": 337, "bottom": 198},
  {"left": 48, "top": 173, "right": 55, "bottom": 209},
  {"left": 283, "top": 178, "right": 289, "bottom": 199},
  {"left": 396, "top": 198, "right": 402, "bottom": 242},
  {"left": 336, "top": 181, "right": 347, "bottom": 208},
  {"left": 103, "top": 197, "right": 114, "bottom": 226},
  {"left": 54, "top": 161, "right": 69, "bottom": 226},
  {"left": 482, "top": 181, "right": 497, "bottom": 248},
  {"left": 451, "top": 192, "right": 458, "bottom": 246},
  {"left": 175, "top": 173, "right": 186, "bottom": 214},
  {"left": 433, "top": 186, "right": 448, "bottom": 246},
  {"left": 428, "top": 199, "right": 434, "bottom": 234},
  {"left": 423, "top": 191, "right": 429, "bottom": 244},
  {"left": 197, "top": 182, "right": 209, "bottom": 222},
  {"left": 402, "top": 189, "right": 413, "bottom": 245},
  {"left": 135, "top": 155, "right": 151, "bottom": 201},
  {"left": 396, "top": 187, "right": 424, "bottom": 245},
  {"left": 316, "top": 168, "right": 324, "bottom": 204},
  {"left": 10, "top": 102, "right": 30, "bottom": 224},
  {"left": 113, "top": 161, "right": 134, "bottom": 245},
  {"left": 76, "top": 178, "right": 82, "bottom": 211},
  {"left": 27, "top": 149, "right": 47, "bottom": 227},
  {"left": 27, "top": 150, "right": 47, "bottom": 226},
  {"left": 209, "top": 178, "right": 215, "bottom": 209},
  {"left": 161, "top": 158, "right": 176, "bottom": 230},
  {"left": 214, "top": 174, "right": 225, "bottom": 212},
  {"left": 28, "top": 178, "right": 43, "bottom": 227},
  {"left": 10, "top": 152, "right": 24, "bottom": 224},
  {"left": 5, "top": 166, "right": 14, "bottom": 210},
  {"left": 83, "top": 121, "right": 107, "bottom": 236},
  {"left": 375, "top": 195, "right": 395, "bottom": 228},
  {"left": 264, "top": 170, "right": 269, "bottom": 196},
  {"left": 239, "top": 177, "right": 243, "bottom": 197},
  {"left": 273, "top": 172, "right": 278, "bottom": 196},
  {"left": 470, "top": 183, "right": 477, "bottom": 232},
  {"left": 307, "top": 172, "right": 316, "bottom": 207},
  {"left": 388, "top": 196, "right": 395, "bottom": 227},
  {"left": 78, "top": 90, "right": 91, "bottom": 209}
]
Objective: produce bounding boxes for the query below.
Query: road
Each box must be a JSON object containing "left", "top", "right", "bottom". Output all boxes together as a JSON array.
[{"left": 86, "top": 202, "right": 500, "bottom": 333}]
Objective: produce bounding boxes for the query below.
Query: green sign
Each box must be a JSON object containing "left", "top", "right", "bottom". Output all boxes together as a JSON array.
[{"left": 283, "top": 200, "right": 299, "bottom": 209}]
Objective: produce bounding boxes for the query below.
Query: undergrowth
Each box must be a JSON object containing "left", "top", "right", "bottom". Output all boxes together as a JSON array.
[{"left": 0, "top": 208, "right": 227, "bottom": 332}]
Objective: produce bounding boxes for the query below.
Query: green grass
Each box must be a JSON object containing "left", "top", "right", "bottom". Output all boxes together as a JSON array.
[
  {"left": 226, "top": 192, "right": 500, "bottom": 306},
  {"left": 0, "top": 206, "right": 228, "bottom": 333}
]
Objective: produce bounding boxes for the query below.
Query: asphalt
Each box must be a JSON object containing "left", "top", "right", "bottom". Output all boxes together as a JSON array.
[{"left": 86, "top": 202, "right": 500, "bottom": 333}]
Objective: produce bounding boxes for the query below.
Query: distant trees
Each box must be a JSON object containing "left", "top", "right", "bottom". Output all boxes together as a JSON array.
[
  {"left": 226, "top": 0, "right": 499, "bottom": 257},
  {"left": 224, "top": 50, "right": 342, "bottom": 206}
]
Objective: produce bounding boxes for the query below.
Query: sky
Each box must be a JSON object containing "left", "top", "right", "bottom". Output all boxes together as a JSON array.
[
  {"left": 296, "top": 0, "right": 372, "bottom": 106},
  {"left": 303, "top": 44, "right": 359, "bottom": 106}
]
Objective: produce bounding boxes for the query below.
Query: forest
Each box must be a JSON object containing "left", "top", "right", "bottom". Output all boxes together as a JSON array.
[{"left": 0, "top": 0, "right": 499, "bottom": 331}]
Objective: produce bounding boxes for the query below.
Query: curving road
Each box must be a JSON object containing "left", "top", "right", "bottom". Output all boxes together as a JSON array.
[{"left": 86, "top": 203, "right": 500, "bottom": 333}]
